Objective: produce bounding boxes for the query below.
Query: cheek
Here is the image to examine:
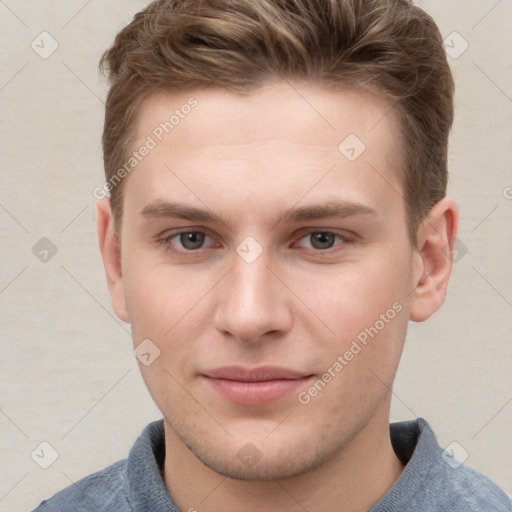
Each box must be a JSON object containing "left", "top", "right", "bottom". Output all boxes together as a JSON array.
[
  {"left": 123, "top": 258, "right": 213, "bottom": 346},
  {"left": 291, "top": 257, "right": 411, "bottom": 406},
  {"left": 295, "top": 258, "right": 410, "bottom": 343},
  {"left": 296, "top": 297, "right": 408, "bottom": 425},
  {"left": 123, "top": 263, "right": 231, "bottom": 401}
]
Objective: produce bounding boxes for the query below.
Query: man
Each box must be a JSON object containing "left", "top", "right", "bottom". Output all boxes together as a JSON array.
[{"left": 34, "top": 0, "right": 511, "bottom": 510}]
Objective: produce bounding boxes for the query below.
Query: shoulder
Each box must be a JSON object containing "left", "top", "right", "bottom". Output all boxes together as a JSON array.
[
  {"left": 32, "top": 459, "right": 132, "bottom": 511},
  {"left": 31, "top": 420, "right": 168, "bottom": 512},
  {"left": 376, "top": 418, "right": 512, "bottom": 511},
  {"left": 415, "top": 419, "right": 511, "bottom": 510},
  {"left": 419, "top": 459, "right": 512, "bottom": 511},
  {"left": 439, "top": 464, "right": 512, "bottom": 510}
]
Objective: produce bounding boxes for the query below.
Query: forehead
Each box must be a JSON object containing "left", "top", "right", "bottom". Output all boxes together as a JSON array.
[
  {"left": 126, "top": 82, "right": 404, "bottom": 223},
  {"left": 135, "top": 82, "right": 399, "bottom": 151}
]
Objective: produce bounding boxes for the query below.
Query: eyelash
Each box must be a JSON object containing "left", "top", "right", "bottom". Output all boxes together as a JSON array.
[{"left": 156, "top": 229, "right": 354, "bottom": 254}]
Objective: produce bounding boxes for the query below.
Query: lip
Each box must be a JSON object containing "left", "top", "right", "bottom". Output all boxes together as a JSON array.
[{"left": 202, "top": 366, "right": 314, "bottom": 406}]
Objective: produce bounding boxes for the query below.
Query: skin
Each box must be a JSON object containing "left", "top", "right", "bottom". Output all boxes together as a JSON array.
[{"left": 97, "top": 82, "right": 458, "bottom": 512}]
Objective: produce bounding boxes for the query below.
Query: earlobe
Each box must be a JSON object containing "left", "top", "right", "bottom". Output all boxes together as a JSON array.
[
  {"left": 409, "top": 198, "right": 458, "bottom": 322},
  {"left": 96, "top": 199, "right": 130, "bottom": 323}
]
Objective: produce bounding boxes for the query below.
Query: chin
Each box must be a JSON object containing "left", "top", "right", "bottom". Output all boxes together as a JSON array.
[
  {"left": 191, "top": 442, "right": 327, "bottom": 482},
  {"left": 169, "top": 415, "right": 344, "bottom": 482}
]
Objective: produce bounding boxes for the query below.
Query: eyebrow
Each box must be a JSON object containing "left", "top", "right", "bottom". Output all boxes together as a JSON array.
[
  {"left": 139, "top": 200, "right": 379, "bottom": 224},
  {"left": 283, "top": 201, "right": 379, "bottom": 223},
  {"left": 140, "top": 201, "right": 221, "bottom": 223}
]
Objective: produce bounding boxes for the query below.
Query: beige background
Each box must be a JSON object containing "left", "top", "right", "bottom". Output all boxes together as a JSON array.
[{"left": 1, "top": 1, "right": 511, "bottom": 510}]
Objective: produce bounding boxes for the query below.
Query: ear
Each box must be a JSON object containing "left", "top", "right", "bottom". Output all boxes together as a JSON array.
[
  {"left": 96, "top": 199, "right": 130, "bottom": 323},
  {"left": 409, "top": 197, "right": 459, "bottom": 322}
]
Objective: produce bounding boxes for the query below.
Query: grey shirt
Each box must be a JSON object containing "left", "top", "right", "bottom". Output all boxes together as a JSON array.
[{"left": 32, "top": 418, "right": 511, "bottom": 511}]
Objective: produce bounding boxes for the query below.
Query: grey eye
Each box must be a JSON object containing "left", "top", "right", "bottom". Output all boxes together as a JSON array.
[
  {"left": 179, "top": 232, "right": 205, "bottom": 250},
  {"left": 309, "top": 232, "right": 336, "bottom": 250}
]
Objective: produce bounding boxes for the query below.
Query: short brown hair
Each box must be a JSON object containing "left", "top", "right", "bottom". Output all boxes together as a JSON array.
[{"left": 99, "top": 0, "right": 454, "bottom": 243}]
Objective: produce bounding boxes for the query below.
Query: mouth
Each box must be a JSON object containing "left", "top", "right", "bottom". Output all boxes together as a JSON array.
[{"left": 202, "top": 366, "right": 314, "bottom": 406}]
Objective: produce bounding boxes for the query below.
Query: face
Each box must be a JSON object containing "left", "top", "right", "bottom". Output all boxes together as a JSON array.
[{"left": 104, "top": 82, "right": 429, "bottom": 480}]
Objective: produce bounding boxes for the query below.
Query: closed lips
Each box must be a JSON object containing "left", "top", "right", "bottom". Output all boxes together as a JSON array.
[
  {"left": 203, "top": 366, "right": 312, "bottom": 382},
  {"left": 202, "top": 366, "right": 314, "bottom": 406}
]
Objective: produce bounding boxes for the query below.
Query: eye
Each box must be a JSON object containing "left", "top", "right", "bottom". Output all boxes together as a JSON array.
[
  {"left": 296, "top": 231, "right": 348, "bottom": 250},
  {"left": 178, "top": 231, "right": 206, "bottom": 250},
  {"left": 159, "top": 231, "right": 215, "bottom": 251}
]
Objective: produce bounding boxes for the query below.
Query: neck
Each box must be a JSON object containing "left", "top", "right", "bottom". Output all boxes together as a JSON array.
[{"left": 162, "top": 408, "right": 404, "bottom": 512}]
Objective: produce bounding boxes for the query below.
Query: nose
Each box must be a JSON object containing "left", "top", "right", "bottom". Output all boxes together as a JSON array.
[{"left": 213, "top": 252, "right": 293, "bottom": 344}]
